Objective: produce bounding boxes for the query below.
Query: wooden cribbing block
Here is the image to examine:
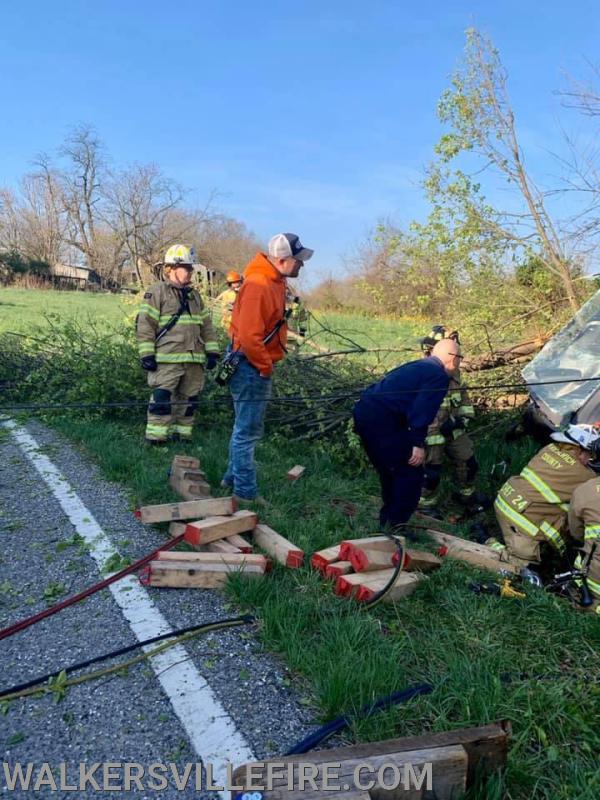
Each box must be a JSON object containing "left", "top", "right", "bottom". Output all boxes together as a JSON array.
[
  {"left": 174, "top": 478, "right": 212, "bottom": 500},
  {"left": 392, "top": 548, "right": 442, "bottom": 572},
  {"left": 168, "top": 522, "right": 187, "bottom": 538},
  {"left": 349, "top": 546, "right": 395, "bottom": 572},
  {"left": 225, "top": 533, "right": 253, "bottom": 553},
  {"left": 137, "top": 496, "right": 235, "bottom": 524},
  {"left": 339, "top": 535, "right": 403, "bottom": 561},
  {"left": 171, "top": 455, "right": 200, "bottom": 471},
  {"left": 335, "top": 569, "right": 394, "bottom": 598},
  {"left": 206, "top": 539, "right": 242, "bottom": 554},
  {"left": 426, "top": 529, "right": 519, "bottom": 574},
  {"left": 184, "top": 510, "right": 258, "bottom": 547},
  {"left": 356, "top": 571, "right": 423, "bottom": 603},
  {"left": 232, "top": 721, "right": 510, "bottom": 790},
  {"left": 156, "top": 551, "right": 269, "bottom": 569},
  {"left": 147, "top": 560, "right": 264, "bottom": 589},
  {"left": 310, "top": 545, "right": 341, "bottom": 573},
  {"left": 286, "top": 465, "right": 306, "bottom": 481},
  {"left": 325, "top": 560, "right": 353, "bottom": 578},
  {"left": 253, "top": 524, "right": 304, "bottom": 568},
  {"left": 235, "top": 744, "right": 468, "bottom": 800}
]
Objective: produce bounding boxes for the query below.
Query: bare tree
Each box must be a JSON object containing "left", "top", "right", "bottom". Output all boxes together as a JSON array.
[{"left": 102, "top": 164, "right": 187, "bottom": 286}]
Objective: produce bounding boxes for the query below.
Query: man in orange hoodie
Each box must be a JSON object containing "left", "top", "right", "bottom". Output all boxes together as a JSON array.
[{"left": 221, "top": 233, "right": 314, "bottom": 501}]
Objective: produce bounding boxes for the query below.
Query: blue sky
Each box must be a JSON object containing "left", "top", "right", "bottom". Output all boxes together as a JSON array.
[{"left": 1, "top": 1, "right": 599, "bottom": 285}]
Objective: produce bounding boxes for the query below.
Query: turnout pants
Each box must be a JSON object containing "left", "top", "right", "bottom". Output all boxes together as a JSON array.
[
  {"left": 146, "top": 363, "right": 205, "bottom": 441},
  {"left": 421, "top": 433, "right": 476, "bottom": 507},
  {"left": 353, "top": 403, "right": 424, "bottom": 530}
]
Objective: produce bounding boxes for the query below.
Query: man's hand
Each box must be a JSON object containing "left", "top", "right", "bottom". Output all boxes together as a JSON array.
[
  {"left": 206, "top": 352, "right": 219, "bottom": 371},
  {"left": 141, "top": 355, "right": 157, "bottom": 372},
  {"left": 408, "top": 446, "right": 425, "bottom": 467}
]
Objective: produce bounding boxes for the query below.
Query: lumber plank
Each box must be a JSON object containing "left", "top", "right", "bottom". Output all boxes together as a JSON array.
[
  {"left": 253, "top": 523, "right": 304, "bottom": 568},
  {"left": 184, "top": 510, "right": 258, "bottom": 546},
  {"left": 426, "top": 530, "right": 519, "bottom": 575},
  {"left": 225, "top": 533, "right": 253, "bottom": 553},
  {"left": 235, "top": 744, "right": 467, "bottom": 800},
  {"left": 233, "top": 721, "right": 511, "bottom": 789},
  {"left": 206, "top": 539, "right": 242, "bottom": 554},
  {"left": 356, "top": 572, "right": 423, "bottom": 603},
  {"left": 148, "top": 560, "right": 264, "bottom": 588},
  {"left": 393, "top": 549, "right": 442, "bottom": 572},
  {"left": 349, "top": 547, "right": 395, "bottom": 572},
  {"left": 137, "top": 496, "right": 235, "bottom": 524},
  {"left": 335, "top": 569, "right": 396, "bottom": 598},
  {"left": 311, "top": 545, "right": 341, "bottom": 573},
  {"left": 168, "top": 522, "right": 187, "bottom": 538},
  {"left": 325, "top": 560, "right": 353, "bottom": 578},
  {"left": 339, "top": 536, "right": 403, "bottom": 561},
  {"left": 286, "top": 464, "right": 306, "bottom": 481},
  {"left": 155, "top": 551, "right": 268, "bottom": 568}
]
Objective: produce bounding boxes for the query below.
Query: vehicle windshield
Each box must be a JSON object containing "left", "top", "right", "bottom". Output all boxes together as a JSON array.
[{"left": 522, "top": 290, "right": 600, "bottom": 424}]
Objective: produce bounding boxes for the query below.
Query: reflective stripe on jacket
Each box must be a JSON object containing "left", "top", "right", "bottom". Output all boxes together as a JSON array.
[
  {"left": 495, "top": 442, "right": 593, "bottom": 551},
  {"left": 136, "top": 281, "right": 219, "bottom": 364}
]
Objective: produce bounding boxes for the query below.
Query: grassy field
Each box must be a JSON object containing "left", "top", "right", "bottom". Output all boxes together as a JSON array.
[
  {"left": 0, "top": 287, "right": 132, "bottom": 334},
  {"left": 2, "top": 288, "right": 599, "bottom": 799}
]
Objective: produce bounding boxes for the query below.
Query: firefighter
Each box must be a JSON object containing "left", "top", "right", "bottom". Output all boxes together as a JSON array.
[
  {"left": 286, "top": 290, "right": 308, "bottom": 339},
  {"left": 568, "top": 450, "right": 600, "bottom": 613},
  {"left": 136, "top": 244, "right": 220, "bottom": 444},
  {"left": 490, "top": 423, "right": 600, "bottom": 569},
  {"left": 215, "top": 271, "right": 243, "bottom": 330},
  {"left": 418, "top": 326, "right": 482, "bottom": 515}
]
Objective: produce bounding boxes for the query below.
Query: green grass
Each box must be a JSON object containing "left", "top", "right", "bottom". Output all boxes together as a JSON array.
[
  {"left": 0, "top": 287, "right": 130, "bottom": 335},
  {"left": 305, "top": 311, "right": 424, "bottom": 369},
  {"left": 3, "top": 288, "right": 599, "bottom": 798},
  {"left": 40, "top": 411, "right": 600, "bottom": 800}
]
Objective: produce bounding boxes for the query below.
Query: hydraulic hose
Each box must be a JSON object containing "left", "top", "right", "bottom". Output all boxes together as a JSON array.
[
  {"left": 0, "top": 614, "right": 255, "bottom": 701},
  {"left": 361, "top": 534, "right": 405, "bottom": 609},
  {"left": 284, "top": 684, "right": 433, "bottom": 755}
]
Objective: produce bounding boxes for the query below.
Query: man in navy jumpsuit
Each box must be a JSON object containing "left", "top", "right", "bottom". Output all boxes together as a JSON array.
[{"left": 353, "top": 339, "right": 461, "bottom": 529}]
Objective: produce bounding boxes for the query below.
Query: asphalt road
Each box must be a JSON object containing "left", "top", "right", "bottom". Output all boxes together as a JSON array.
[{"left": 0, "top": 419, "right": 314, "bottom": 799}]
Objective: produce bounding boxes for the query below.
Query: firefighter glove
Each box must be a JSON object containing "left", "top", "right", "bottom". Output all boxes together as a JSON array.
[
  {"left": 141, "top": 355, "right": 158, "bottom": 372},
  {"left": 206, "top": 352, "right": 219, "bottom": 371},
  {"left": 439, "top": 418, "right": 457, "bottom": 438}
]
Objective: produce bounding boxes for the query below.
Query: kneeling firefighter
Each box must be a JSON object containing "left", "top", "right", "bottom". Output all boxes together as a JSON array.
[
  {"left": 418, "top": 325, "right": 483, "bottom": 515},
  {"left": 491, "top": 424, "right": 600, "bottom": 568},
  {"left": 215, "top": 271, "right": 243, "bottom": 330},
  {"left": 136, "top": 244, "right": 220, "bottom": 443},
  {"left": 568, "top": 467, "right": 600, "bottom": 614}
]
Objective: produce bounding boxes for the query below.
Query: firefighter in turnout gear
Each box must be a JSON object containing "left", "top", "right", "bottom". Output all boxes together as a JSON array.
[
  {"left": 490, "top": 424, "right": 600, "bottom": 568},
  {"left": 136, "top": 244, "right": 220, "bottom": 443},
  {"left": 568, "top": 449, "right": 600, "bottom": 614},
  {"left": 286, "top": 290, "right": 308, "bottom": 339},
  {"left": 418, "top": 326, "right": 481, "bottom": 514},
  {"left": 215, "top": 271, "right": 243, "bottom": 330}
]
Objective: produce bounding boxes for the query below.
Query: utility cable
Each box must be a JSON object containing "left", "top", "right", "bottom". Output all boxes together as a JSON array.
[
  {"left": 1, "top": 374, "right": 599, "bottom": 414},
  {"left": 0, "top": 614, "right": 255, "bottom": 700},
  {"left": 0, "top": 616, "right": 253, "bottom": 703}
]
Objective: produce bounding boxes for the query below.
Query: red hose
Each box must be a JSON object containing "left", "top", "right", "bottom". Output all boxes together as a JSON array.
[{"left": 0, "top": 534, "right": 184, "bottom": 643}]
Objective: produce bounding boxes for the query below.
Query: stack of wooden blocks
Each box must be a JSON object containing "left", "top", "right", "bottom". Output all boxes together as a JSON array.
[
  {"left": 136, "top": 455, "right": 304, "bottom": 589},
  {"left": 311, "top": 535, "right": 442, "bottom": 603}
]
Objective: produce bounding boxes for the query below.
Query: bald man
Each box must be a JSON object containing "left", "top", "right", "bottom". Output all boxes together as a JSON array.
[{"left": 353, "top": 339, "right": 461, "bottom": 530}]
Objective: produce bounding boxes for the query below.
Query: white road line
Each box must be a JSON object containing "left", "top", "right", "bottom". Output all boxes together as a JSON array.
[{"left": 3, "top": 419, "right": 255, "bottom": 793}]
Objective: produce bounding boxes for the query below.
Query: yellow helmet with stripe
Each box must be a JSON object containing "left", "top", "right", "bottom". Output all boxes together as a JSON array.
[{"left": 164, "top": 244, "right": 196, "bottom": 266}]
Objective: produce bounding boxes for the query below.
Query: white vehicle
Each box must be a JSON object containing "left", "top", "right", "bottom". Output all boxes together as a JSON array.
[{"left": 522, "top": 290, "right": 600, "bottom": 429}]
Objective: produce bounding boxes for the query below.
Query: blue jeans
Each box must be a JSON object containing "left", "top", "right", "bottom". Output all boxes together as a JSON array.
[{"left": 222, "top": 357, "right": 272, "bottom": 499}]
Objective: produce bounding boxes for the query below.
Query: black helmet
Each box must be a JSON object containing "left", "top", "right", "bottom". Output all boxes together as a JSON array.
[{"left": 421, "top": 325, "right": 460, "bottom": 354}]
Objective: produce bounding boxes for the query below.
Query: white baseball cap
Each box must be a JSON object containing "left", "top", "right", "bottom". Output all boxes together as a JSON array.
[{"left": 268, "top": 233, "right": 314, "bottom": 262}]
